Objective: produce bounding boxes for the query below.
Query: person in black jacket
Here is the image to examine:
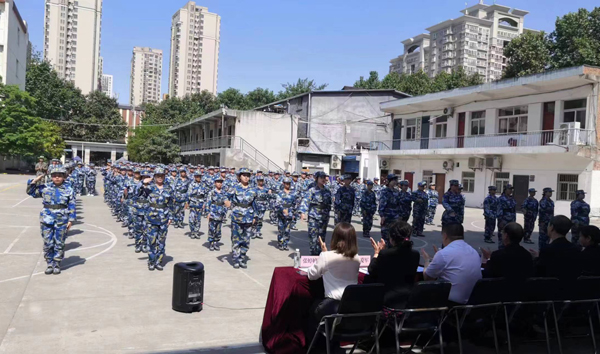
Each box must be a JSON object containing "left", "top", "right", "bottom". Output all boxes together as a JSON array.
[
  {"left": 529, "top": 215, "right": 583, "bottom": 282},
  {"left": 481, "top": 222, "right": 533, "bottom": 281},
  {"left": 366, "top": 220, "right": 420, "bottom": 308},
  {"left": 579, "top": 225, "right": 600, "bottom": 276}
]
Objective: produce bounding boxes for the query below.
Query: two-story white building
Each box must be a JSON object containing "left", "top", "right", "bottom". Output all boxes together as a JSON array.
[{"left": 367, "top": 66, "right": 600, "bottom": 216}]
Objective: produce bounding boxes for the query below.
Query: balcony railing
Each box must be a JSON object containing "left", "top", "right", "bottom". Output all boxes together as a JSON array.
[
  {"left": 370, "top": 129, "right": 596, "bottom": 152},
  {"left": 181, "top": 135, "right": 233, "bottom": 152}
]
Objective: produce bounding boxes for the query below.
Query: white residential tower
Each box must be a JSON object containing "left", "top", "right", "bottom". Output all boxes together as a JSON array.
[{"left": 130, "top": 47, "right": 162, "bottom": 107}]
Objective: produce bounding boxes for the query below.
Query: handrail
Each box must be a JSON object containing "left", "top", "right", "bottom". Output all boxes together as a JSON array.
[{"left": 233, "top": 136, "right": 284, "bottom": 172}]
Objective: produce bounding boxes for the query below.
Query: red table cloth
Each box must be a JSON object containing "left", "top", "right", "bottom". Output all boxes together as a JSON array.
[{"left": 261, "top": 267, "right": 365, "bottom": 354}]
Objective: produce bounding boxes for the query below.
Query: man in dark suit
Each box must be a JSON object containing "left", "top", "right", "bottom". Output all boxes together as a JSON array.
[
  {"left": 529, "top": 215, "right": 583, "bottom": 281},
  {"left": 482, "top": 222, "right": 533, "bottom": 281}
]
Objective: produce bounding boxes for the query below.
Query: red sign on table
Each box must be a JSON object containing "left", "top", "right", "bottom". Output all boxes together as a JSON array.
[{"left": 299, "top": 255, "right": 371, "bottom": 268}]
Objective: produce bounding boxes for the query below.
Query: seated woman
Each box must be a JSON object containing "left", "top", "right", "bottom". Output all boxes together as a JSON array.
[
  {"left": 579, "top": 225, "right": 600, "bottom": 276},
  {"left": 365, "top": 220, "right": 420, "bottom": 308},
  {"left": 307, "top": 222, "right": 360, "bottom": 350}
]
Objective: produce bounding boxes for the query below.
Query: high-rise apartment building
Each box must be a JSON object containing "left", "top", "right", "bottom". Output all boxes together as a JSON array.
[
  {"left": 168, "top": 1, "right": 220, "bottom": 97},
  {"left": 389, "top": 1, "right": 536, "bottom": 82},
  {"left": 44, "top": 0, "right": 102, "bottom": 94},
  {"left": 130, "top": 47, "right": 162, "bottom": 107},
  {"left": 0, "top": 0, "right": 29, "bottom": 90},
  {"left": 101, "top": 73, "right": 113, "bottom": 98}
]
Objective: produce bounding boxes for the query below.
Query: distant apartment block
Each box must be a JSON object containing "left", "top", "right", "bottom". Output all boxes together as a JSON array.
[
  {"left": 119, "top": 104, "right": 144, "bottom": 141},
  {"left": 130, "top": 47, "right": 162, "bottom": 107},
  {"left": 44, "top": 0, "right": 102, "bottom": 94},
  {"left": 0, "top": 0, "right": 29, "bottom": 90},
  {"left": 101, "top": 74, "right": 113, "bottom": 98},
  {"left": 168, "top": 1, "right": 220, "bottom": 97},
  {"left": 389, "top": 1, "right": 537, "bottom": 82}
]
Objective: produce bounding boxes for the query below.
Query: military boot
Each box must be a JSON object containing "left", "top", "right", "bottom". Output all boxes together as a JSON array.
[
  {"left": 53, "top": 264, "right": 61, "bottom": 275},
  {"left": 45, "top": 265, "right": 54, "bottom": 275}
]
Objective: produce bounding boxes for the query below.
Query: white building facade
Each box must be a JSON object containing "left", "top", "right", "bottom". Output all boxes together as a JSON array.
[
  {"left": 0, "top": 0, "right": 28, "bottom": 90},
  {"left": 367, "top": 66, "right": 600, "bottom": 216},
  {"left": 389, "top": 2, "right": 536, "bottom": 82},
  {"left": 44, "top": 0, "right": 102, "bottom": 94},
  {"left": 101, "top": 73, "right": 113, "bottom": 98},
  {"left": 130, "top": 47, "right": 162, "bottom": 106},
  {"left": 168, "top": 1, "right": 220, "bottom": 97}
]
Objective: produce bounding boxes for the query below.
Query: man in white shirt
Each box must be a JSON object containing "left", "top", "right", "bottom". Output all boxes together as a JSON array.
[{"left": 421, "top": 224, "right": 482, "bottom": 305}]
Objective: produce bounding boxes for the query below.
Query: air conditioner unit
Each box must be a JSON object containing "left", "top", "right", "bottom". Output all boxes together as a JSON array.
[
  {"left": 297, "top": 138, "right": 310, "bottom": 147},
  {"left": 555, "top": 122, "right": 581, "bottom": 145},
  {"left": 443, "top": 107, "right": 454, "bottom": 116},
  {"left": 485, "top": 156, "right": 502, "bottom": 169},
  {"left": 330, "top": 155, "right": 342, "bottom": 170},
  {"left": 442, "top": 160, "right": 454, "bottom": 171},
  {"left": 379, "top": 159, "right": 390, "bottom": 169},
  {"left": 468, "top": 157, "right": 484, "bottom": 170}
]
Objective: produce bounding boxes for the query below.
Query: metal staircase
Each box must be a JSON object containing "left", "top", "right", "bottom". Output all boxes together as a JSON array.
[{"left": 232, "top": 136, "right": 285, "bottom": 172}]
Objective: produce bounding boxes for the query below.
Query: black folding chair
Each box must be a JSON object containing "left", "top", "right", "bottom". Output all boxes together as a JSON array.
[
  {"left": 504, "top": 277, "right": 563, "bottom": 354},
  {"left": 307, "top": 283, "right": 385, "bottom": 354},
  {"left": 370, "top": 281, "right": 451, "bottom": 354},
  {"left": 450, "top": 278, "right": 509, "bottom": 354}
]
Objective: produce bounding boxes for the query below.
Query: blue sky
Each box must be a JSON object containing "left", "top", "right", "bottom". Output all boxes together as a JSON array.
[{"left": 18, "top": 0, "right": 598, "bottom": 104}]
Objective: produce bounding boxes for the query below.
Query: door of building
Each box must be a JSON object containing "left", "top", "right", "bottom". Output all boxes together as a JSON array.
[
  {"left": 513, "top": 175, "right": 529, "bottom": 211},
  {"left": 420, "top": 116, "right": 430, "bottom": 150},
  {"left": 392, "top": 119, "right": 402, "bottom": 150},
  {"left": 457, "top": 112, "right": 465, "bottom": 148},
  {"left": 404, "top": 172, "right": 414, "bottom": 190},
  {"left": 435, "top": 173, "right": 446, "bottom": 203},
  {"left": 542, "top": 102, "right": 555, "bottom": 145}
]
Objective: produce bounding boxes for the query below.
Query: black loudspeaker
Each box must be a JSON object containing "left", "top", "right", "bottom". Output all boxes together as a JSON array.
[{"left": 172, "top": 262, "right": 204, "bottom": 313}]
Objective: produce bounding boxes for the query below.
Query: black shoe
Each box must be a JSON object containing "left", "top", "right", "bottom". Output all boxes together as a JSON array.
[
  {"left": 209, "top": 243, "right": 215, "bottom": 251},
  {"left": 283, "top": 245, "right": 289, "bottom": 251},
  {"left": 255, "top": 234, "right": 263, "bottom": 239},
  {"left": 484, "top": 238, "right": 495, "bottom": 244},
  {"left": 45, "top": 266, "right": 54, "bottom": 275},
  {"left": 233, "top": 262, "right": 240, "bottom": 269},
  {"left": 214, "top": 243, "right": 220, "bottom": 251},
  {"left": 135, "top": 246, "right": 142, "bottom": 253},
  {"left": 239, "top": 261, "right": 247, "bottom": 269},
  {"left": 128, "top": 234, "right": 134, "bottom": 239},
  {"left": 291, "top": 226, "right": 298, "bottom": 231},
  {"left": 142, "top": 246, "right": 149, "bottom": 253},
  {"left": 155, "top": 264, "right": 164, "bottom": 271},
  {"left": 53, "top": 266, "right": 61, "bottom": 275},
  {"left": 148, "top": 264, "right": 155, "bottom": 271}
]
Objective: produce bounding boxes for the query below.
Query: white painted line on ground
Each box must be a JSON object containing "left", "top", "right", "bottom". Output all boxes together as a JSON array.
[
  {"left": 240, "top": 270, "right": 267, "bottom": 289},
  {"left": 11, "top": 196, "right": 31, "bottom": 208},
  {"left": 3, "top": 227, "right": 30, "bottom": 254},
  {"left": 471, "top": 221, "right": 485, "bottom": 230},
  {"left": 0, "top": 252, "right": 40, "bottom": 256}
]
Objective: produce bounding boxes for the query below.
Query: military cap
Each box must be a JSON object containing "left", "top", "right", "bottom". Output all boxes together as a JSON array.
[
  {"left": 488, "top": 186, "right": 497, "bottom": 191},
  {"left": 291, "top": 172, "right": 300, "bottom": 177},
  {"left": 256, "top": 175, "right": 265, "bottom": 181},
  {"left": 366, "top": 180, "right": 374, "bottom": 186},
  {"left": 374, "top": 177, "right": 379, "bottom": 181},
  {"left": 342, "top": 174, "right": 352, "bottom": 180},
  {"left": 576, "top": 190, "right": 586, "bottom": 195},
  {"left": 418, "top": 181, "right": 427, "bottom": 187},
  {"left": 220, "top": 168, "right": 228, "bottom": 173},
  {"left": 301, "top": 171, "right": 307, "bottom": 175},
  {"left": 214, "top": 175, "right": 224, "bottom": 182},
  {"left": 77, "top": 161, "right": 83, "bottom": 165},
  {"left": 528, "top": 188, "right": 537, "bottom": 193},
  {"left": 282, "top": 177, "right": 292, "bottom": 183},
  {"left": 237, "top": 167, "right": 251, "bottom": 175},
  {"left": 430, "top": 182, "right": 435, "bottom": 186},
  {"left": 133, "top": 168, "right": 141, "bottom": 173},
  {"left": 51, "top": 167, "right": 67, "bottom": 175},
  {"left": 140, "top": 170, "right": 151, "bottom": 177},
  {"left": 256, "top": 170, "right": 263, "bottom": 174},
  {"left": 179, "top": 167, "right": 187, "bottom": 172},
  {"left": 449, "top": 179, "right": 459, "bottom": 186},
  {"left": 274, "top": 171, "right": 281, "bottom": 175},
  {"left": 386, "top": 173, "right": 398, "bottom": 181},
  {"left": 268, "top": 171, "right": 273, "bottom": 174},
  {"left": 38, "top": 156, "right": 45, "bottom": 160},
  {"left": 89, "top": 163, "right": 95, "bottom": 167},
  {"left": 284, "top": 170, "right": 290, "bottom": 174},
  {"left": 314, "top": 171, "right": 328, "bottom": 179},
  {"left": 543, "top": 187, "right": 554, "bottom": 193},
  {"left": 399, "top": 180, "right": 409, "bottom": 186},
  {"left": 504, "top": 184, "right": 513, "bottom": 189},
  {"left": 126, "top": 166, "right": 134, "bottom": 171},
  {"left": 208, "top": 166, "right": 215, "bottom": 170},
  {"left": 194, "top": 170, "right": 203, "bottom": 176},
  {"left": 154, "top": 168, "right": 166, "bottom": 175}
]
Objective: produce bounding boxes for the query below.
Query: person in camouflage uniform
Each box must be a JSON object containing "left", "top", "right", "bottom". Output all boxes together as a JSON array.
[
  {"left": 139, "top": 168, "right": 173, "bottom": 271},
  {"left": 251, "top": 175, "right": 273, "bottom": 240},
  {"left": 275, "top": 177, "right": 299, "bottom": 250},
  {"left": 378, "top": 173, "right": 402, "bottom": 246},
  {"left": 521, "top": 188, "right": 538, "bottom": 244},
  {"left": 351, "top": 178, "right": 362, "bottom": 216},
  {"left": 123, "top": 168, "right": 141, "bottom": 238},
  {"left": 75, "top": 162, "right": 85, "bottom": 195},
  {"left": 483, "top": 186, "right": 498, "bottom": 243},
  {"left": 426, "top": 183, "right": 438, "bottom": 225},
  {"left": 360, "top": 180, "right": 377, "bottom": 238},
  {"left": 412, "top": 181, "right": 428, "bottom": 237},
  {"left": 172, "top": 169, "right": 191, "bottom": 229},
  {"left": 268, "top": 172, "right": 282, "bottom": 224},
  {"left": 206, "top": 175, "right": 229, "bottom": 251},
  {"left": 227, "top": 168, "right": 258, "bottom": 269},
  {"left": 300, "top": 171, "right": 332, "bottom": 255},
  {"left": 571, "top": 190, "right": 590, "bottom": 248},
  {"left": 334, "top": 175, "right": 355, "bottom": 225},
  {"left": 496, "top": 184, "right": 517, "bottom": 249},
  {"left": 132, "top": 170, "right": 151, "bottom": 253},
  {"left": 538, "top": 187, "right": 555, "bottom": 251},
  {"left": 187, "top": 171, "right": 207, "bottom": 239},
  {"left": 86, "top": 163, "right": 97, "bottom": 196},
  {"left": 27, "top": 168, "right": 76, "bottom": 275},
  {"left": 441, "top": 180, "right": 464, "bottom": 226},
  {"left": 398, "top": 180, "right": 413, "bottom": 222}
]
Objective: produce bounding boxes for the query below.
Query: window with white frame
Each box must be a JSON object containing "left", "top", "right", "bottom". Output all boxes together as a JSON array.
[
  {"left": 462, "top": 171, "right": 475, "bottom": 193},
  {"left": 498, "top": 106, "right": 528, "bottom": 134},
  {"left": 494, "top": 172, "right": 510, "bottom": 191},
  {"left": 557, "top": 174, "right": 578, "bottom": 201},
  {"left": 435, "top": 117, "right": 448, "bottom": 138},
  {"left": 423, "top": 170, "right": 434, "bottom": 186},
  {"left": 406, "top": 118, "right": 417, "bottom": 140},
  {"left": 563, "top": 99, "right": 586, "bottom": 129},
  {"left": 470, "top": 111, "right": 485, "bottom": 136}
]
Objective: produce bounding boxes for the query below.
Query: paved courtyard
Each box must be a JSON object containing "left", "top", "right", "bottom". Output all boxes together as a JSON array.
[{"left": 0, "top": 174, "right": 594, "bottom": 353}]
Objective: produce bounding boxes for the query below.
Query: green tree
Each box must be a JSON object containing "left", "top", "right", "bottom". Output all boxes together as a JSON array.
[
  {"left": 431, "top": 67, "right": 483, "bottom": 91},
  {"left": 217, "top": 88, "right": 248, "bottom": 109},
  {"left": 244, "top": 87, "right": 277, "bottom": 109},
  {"left": 127, "top": 126, "right": 180, "bottom": 164},
  {"left": 503, "top": 31, "right": 552, "bottom": 79},
  {"left": 277, "top": 78, "right": 328, "bottom": 100},
  {"left": 0, "top": 85, "right": 65, "bottom": 159},
  {"left": 550, "top": 7, "right": 600, "bottom": 68},
  {"left": 353, "top": 71, "right": 382, "bottom": 89}
]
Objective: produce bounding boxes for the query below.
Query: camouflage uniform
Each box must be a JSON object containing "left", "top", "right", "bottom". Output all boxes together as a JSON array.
[
  {"left": 27, "top": 168, "right": 76, "bottom": 273},
  {"left": 483, "top": 187, "right": 498, "bottom": 242},
  {"left": 496, "top": 186, "right": 517, "bottom": 248},
  {"left": 268, "top": 175, "right": 282, "bottom": 223},
  {"left": 398, "top": 181, "right": 413, "bottom": 222},
  {"left": 441, "top": 180, "right": 464, "bottom": 226},
  {"left": 251, "top": 177, "right": 273, "bottom": 239},
  {"left": 228, "top": 169, "right": 258, "bottom": 268},
  {"left": 570, "top": 190, "right": 590, "bottom": 247},
  {"left": 275, "top": 178, "right": 300, "bottom": 249},
  {"left": 411, "top": 182, "right": 428, "bottom": 236},
  {"left": 538, "top": 189, "right": 555, "bottom": 251},
  {"left": 426, "top": 187, "right": 439, "bottom": 225},
  {"left": 124, "top": 174, "right": 140, "bottom": 237},
  {"left": 206, "top": 181, "right": 229, "bottom": 248},
  {"left": 75, "top": 164, "right": 85, "bottom": 195},
  {"left": 351, "top": 180, "right": 362, "bottom": 216},
  {"left": 86, "top": 164, "right": 97, "bottom": 195},
  {"left": 300, "top": 173, "right": 332, "bottom": 255},
  {"left": 334, "top": 179, "right": 355, "bottom": 225},
  {"left": 187, "top": 174, "right": 207, "bottom": 239},
  {"left": 132, "top": 173, "right": 150, "bottom": 253},
  {"left": 521, "top": 190, "right": 538, "bottom": 244},
  {"left": 360, "top": 182, "right": 377, "bottom": 238},
  {"left": 172, "top": 174, "right": 191, "bottom": 228},
  {"left": 378, "top": 175, "right": 402, "bottom": 245}
]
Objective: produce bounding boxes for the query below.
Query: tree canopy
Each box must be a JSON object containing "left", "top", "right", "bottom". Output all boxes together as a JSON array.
[{"left": 127, "top": 126, "right": 181, "bottom": 164}]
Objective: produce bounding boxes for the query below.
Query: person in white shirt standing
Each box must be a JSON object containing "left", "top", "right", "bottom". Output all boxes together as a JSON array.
[
  {"left": 421, "top": 224, "right": 482, "bottom": 305},
  {"left": 307, "top": 222, "right": 361, "bottom": 352}
]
